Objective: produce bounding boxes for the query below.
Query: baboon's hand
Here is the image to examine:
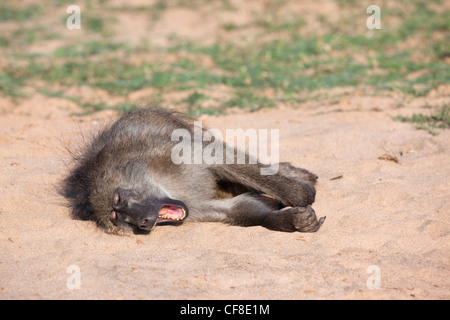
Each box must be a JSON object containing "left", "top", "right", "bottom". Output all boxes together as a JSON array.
[{"left": 284, "top": 205, "right": 325, "bottom": 232}]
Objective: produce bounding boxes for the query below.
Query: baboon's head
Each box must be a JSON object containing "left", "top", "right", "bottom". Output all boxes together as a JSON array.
[
  {"left": 110, "top": 187, "right": 188, "bottom": 232},
  {"left": 89, "top": 160, "right": 188, "bottom": 233}
]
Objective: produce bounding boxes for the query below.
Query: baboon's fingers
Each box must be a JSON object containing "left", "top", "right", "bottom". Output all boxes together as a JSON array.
[{"left": 287, "top": 205, "right": 325, "bottom": 233}]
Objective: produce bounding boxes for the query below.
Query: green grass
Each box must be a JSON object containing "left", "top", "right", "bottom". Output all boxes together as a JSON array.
[
  {"left": 85, "top": 16, "right": 104, "bottom": 33},
  {"left": 395, "top": 105, "right": 450, "bottom": 135},
  {"left": 0, "top": 37, "right": 10, "bottom": 47},
  {"left": 0, "top": 5, "right": 40, "bottom": 22},
  {"left": 53, "top": 41, "right": 128, "bottom": 58}
]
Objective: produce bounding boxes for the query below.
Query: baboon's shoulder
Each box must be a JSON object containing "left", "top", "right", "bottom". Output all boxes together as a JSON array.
[{"left": 101, "top": 108, "right": 193, "bottom": 143}]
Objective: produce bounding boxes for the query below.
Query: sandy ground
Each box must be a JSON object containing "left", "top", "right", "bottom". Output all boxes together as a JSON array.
[
  {"left": 0, "top": 0, "right": 449, "bottom": 300},
  {"left": 0, "top": 88, "right": 449, "bottom": 300}
]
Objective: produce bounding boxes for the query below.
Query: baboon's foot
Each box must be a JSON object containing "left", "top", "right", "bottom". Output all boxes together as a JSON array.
[{"left": 283, "top": 205, "right": 325, "bottom": 232}]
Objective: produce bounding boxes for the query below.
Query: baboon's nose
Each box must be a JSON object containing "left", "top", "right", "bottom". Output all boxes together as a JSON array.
[{"left": 138, "top": 218, "right": 152, "bottom": 230}]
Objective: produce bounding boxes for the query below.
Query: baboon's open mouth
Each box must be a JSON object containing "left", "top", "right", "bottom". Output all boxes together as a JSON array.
[
  {"left": 110, "top": 190, "right": 189, "bottom": 230},
  {"left": 157, "top": 205, "right": 187, "bottom": 224}
]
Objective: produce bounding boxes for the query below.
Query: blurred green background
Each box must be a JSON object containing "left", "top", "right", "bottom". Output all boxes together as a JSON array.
[{"left": 0, "top": 0, "right": 448, "bottom": 118}]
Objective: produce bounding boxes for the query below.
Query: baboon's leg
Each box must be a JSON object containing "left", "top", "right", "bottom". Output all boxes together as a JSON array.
[
  {"left": 209, "top": 164, "right": 316, "bottom": 208},
  {"left": 192, "top": 193, "right": 325, "bottom": 232},
  {"left": 277, "top": 162, "right": 318, "bottom": 185}
]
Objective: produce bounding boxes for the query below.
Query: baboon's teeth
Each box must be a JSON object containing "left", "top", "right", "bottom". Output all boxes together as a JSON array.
[{"left": 159, "top": 214, "right": 181, "bottom": 221}]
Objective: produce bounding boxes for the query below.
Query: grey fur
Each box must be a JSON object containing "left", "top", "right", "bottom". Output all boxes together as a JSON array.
[{"left": 62, "top": 108, "right": 325, "bottom": 234}]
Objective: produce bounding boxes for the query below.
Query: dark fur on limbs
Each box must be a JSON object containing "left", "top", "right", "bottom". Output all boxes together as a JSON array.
[{"left": 62, "top": 108, "right": 325, "bottom": 234}]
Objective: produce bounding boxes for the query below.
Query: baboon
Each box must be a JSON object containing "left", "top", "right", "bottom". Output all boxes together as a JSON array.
[{"left": 63, "top": 108, "right": 325, "bottom": 234}]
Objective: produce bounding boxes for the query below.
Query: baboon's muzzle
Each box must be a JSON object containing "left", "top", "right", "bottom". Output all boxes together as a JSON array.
[{"left": 110, "top": 188, "right": 188, "bottom": 231}]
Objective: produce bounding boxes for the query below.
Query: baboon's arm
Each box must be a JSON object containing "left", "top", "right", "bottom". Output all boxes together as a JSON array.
[
  {"left": 190, "top": 193, "right": 324, "bottom": 232},
  {"left": 209, "top": 164, "right": 316, "bottom": 208}
]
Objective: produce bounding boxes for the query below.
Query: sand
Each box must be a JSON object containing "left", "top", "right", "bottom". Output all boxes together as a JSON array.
[
  {"left": 0, "top": 89, "right": 449, "bottom": 300},
  {"left": 1, "top": 0, "right": 449, "bottom": 300}
]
